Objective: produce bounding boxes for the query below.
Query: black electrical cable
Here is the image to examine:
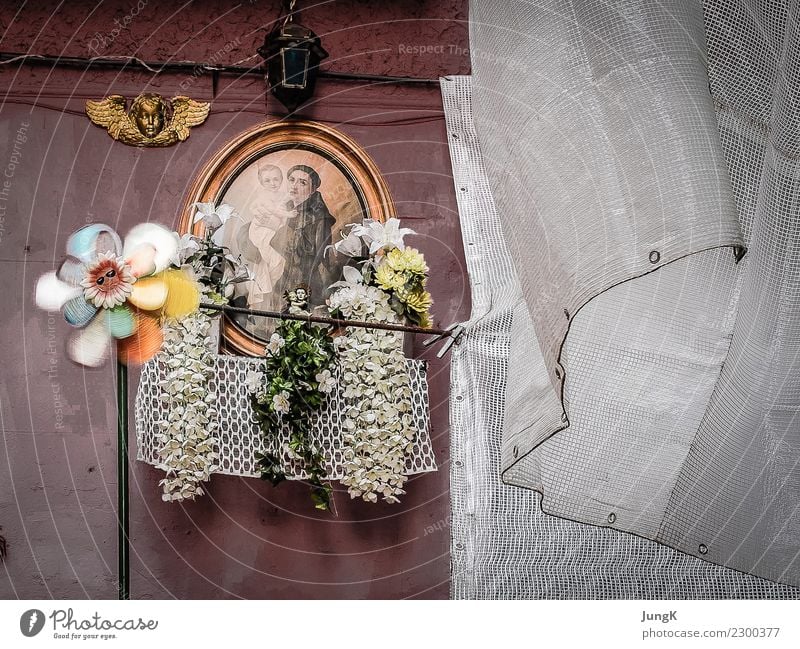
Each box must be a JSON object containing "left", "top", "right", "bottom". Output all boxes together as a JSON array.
[{"left": 0, "top": 51, "right": 442, "bottom": 85}]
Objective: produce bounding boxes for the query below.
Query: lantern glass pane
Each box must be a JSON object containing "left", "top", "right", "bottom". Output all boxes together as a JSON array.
[{"left": 281, "top": 47, "right": 310, "bottom": 88}]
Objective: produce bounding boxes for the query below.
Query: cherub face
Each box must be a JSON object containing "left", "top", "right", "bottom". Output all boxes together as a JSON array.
[
  {"left": 258, "top": 168, "right": 283, "bottom": 191},
  {"left": 133, "top": 101, "right": 165, "bottom": 138},
  {"left": 295, "top": 287, "right": 308, "bottom": 301}
]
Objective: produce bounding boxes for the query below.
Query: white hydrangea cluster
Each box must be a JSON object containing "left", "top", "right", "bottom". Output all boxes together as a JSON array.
[
  {"left": 330, "top": 284, "right": 415, "bottom": 504},
  {"left": 155, "top": 309, "right": 219, "bottom": 502}
]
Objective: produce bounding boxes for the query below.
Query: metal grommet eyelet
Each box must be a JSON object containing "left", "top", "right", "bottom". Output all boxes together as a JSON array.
[
  {"left": 454, "top": 460, "right": 463, "bottom": 468},
  {"left": 607, "top": 512, "right": 616, "bottom": 524},
  {"left": 513, "top": 445, "right": 519, "bottom": 458},
  {"left": 460, "top": 186, "right": 467, "bottom": 192},
  {"left": 455, "top": 394, "right": 463, "bottom": 402},
  {"left": 555, "top": 368, "right": 561, "bottom": 379},
  {"left": 699, "top": 543, "right": 708, "bottom": 555},
  {"left": 455, "top": 542, "right": 465, "bottom": 551},
  {"left": 561, "top": 412, "right": 568, "bottom": 423},
  {"left": 649, "top": 250, "right": 661, "bottom": 264}
]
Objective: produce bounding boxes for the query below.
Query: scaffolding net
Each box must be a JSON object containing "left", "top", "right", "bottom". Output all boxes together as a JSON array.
[{"left": 445, "top": 0, "right": 799, "bottom": 597}]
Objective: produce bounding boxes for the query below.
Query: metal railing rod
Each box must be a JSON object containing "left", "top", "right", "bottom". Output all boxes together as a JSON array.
[{"left": 200, "top": 303, "right": 450, "bottom": 337}]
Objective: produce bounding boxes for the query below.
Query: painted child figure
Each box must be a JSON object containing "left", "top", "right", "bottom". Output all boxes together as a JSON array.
[{"left": 246, "top": 163, "right": 297, "bottom": 305}]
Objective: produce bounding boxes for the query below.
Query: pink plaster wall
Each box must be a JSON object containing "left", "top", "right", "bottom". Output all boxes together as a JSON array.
[{"left": 0, "top": 0, "right": 469, "bottom": 599}]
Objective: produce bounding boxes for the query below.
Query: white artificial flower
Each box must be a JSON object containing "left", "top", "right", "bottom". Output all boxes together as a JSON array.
[
  {"left": 333, "top": 228, "right": 364, "bottom": 257},
  {"left": 154, "top": 310, "right": 219, "bottom": 503},
  {"left": 266, "top": 333, "right": 285, "bottom": 355},
  {"left": 223, "top": 254, "right": 254, "bottom": 283},
  {"left": 316, "top": 369, "right": 336, "bottom": 394},
  {"left": 342, "top": 265, "right": 364, "bottom": 285},
  {"left": 328, "top": 263, "right": 366, "bottom": 292},
  {"left": 192, "top": 202, "right": 237, "bottom": 233},
  {"left": 330, "top": 282, "right": 414, "bottom": 505},
  {"left": 245, "top": 369, "right": 262, "bottom": 394},
  {"left": 173, "top": 232, "right": 201, "bottom": 265},
  {"left": 351, "top": 217, "right": 415, "bottom": 255},
  {"left": 272, "top": 390, "right": 290, "bottom": 415}
]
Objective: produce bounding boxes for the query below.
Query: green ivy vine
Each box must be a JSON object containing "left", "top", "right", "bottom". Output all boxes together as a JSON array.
[{"left": 250, "top": 310, "right": 336, "bottom": 511}]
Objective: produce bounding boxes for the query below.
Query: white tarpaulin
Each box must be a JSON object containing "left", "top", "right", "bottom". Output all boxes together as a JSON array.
[{"left": 448, "top": 0, "right": 800, "bottom": 594}]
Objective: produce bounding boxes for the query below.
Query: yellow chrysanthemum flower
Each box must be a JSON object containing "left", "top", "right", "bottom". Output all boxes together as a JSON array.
[
  {"left": 402, "top": 289, "right": 433, "bottom": 313},
  {"left": 386, "top": 247, "right": 428, "bottom": 275},
  {"left": 375, "top": 262, "right": 405, "bottom": 291}
]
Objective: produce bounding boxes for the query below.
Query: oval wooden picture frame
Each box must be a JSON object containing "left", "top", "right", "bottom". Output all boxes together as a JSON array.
[{"left": 179, "top": 120, "right": 395, "bottom": 356}]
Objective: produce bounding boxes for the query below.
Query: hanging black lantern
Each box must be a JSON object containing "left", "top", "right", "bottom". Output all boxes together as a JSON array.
[{"left": 257, "top": 9, "right": 328, "bottom": 113}]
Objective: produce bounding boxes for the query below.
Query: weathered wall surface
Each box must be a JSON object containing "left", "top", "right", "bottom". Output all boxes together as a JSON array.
[{"left": 0, "top": 0, "right": 469, "bottom": 598}]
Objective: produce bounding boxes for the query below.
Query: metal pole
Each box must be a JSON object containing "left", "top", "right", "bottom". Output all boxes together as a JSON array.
[
  {"left": 116, "top": 360, "right": 130, "bottom": 600},
  {"left": 200, "top": 303, "right": 452, "bottom": 337}
]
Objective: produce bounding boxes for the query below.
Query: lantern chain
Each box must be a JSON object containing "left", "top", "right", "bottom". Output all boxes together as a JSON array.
[{"left": 284, "top": 0, "right": 298, "bottom": 26}]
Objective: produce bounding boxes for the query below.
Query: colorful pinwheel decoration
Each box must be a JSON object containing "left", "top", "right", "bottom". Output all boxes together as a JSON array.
[{"left": 35, "top": 223, "right": 200, "bottom": 367}]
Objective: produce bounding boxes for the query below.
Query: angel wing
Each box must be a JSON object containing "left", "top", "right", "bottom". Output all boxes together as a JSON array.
[
  {"left": 166, "top": 96, "right": 210, "bottom": 142},
  {"left": 85, "top": 96, "right": 146, "bottom": 144}
]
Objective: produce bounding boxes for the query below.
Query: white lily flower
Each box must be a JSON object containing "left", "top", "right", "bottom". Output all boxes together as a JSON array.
[
  {"left": 351, "top": 217, "right": 415, "bottom": 254},
  {"left": 192, "top": 202, "right": 237, "bottom": 234},
  {"left": 174, "top": 232, "right": 200, "bottom": 265},
  {"left": 333, "top": 228, "right": 365, "bottom": 257},
  {"left": 342, "top": 265, "right": 364, "bottom": 285},
  {"left": 222, "top": 254, "right": 254, "bottom": 284},
  {"left": 328, "top": 264, "right": 365, "bottom": 292}
]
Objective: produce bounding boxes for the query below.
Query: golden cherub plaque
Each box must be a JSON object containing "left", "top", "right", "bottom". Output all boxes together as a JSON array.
[{"left": 85, "top": 93, "right": 210, "bottom": 147}]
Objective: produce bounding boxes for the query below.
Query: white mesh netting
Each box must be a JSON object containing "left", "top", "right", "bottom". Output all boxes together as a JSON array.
[
  {"left": 448, "top": 0, "right": 800, "bottom": 594},
  {"left": 135, "top": 355, "right": 436, "bottom": 480},
  {"left": 443, "top": 58, "right": 799, "bottom": 597}
]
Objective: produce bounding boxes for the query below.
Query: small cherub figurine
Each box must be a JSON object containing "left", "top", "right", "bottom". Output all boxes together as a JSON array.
[
  {"left": 85, "top": 93, "right": 210, "bottom": 147},
  {"left": 283, "top": 285, "right": 310, "bottom": 315}
]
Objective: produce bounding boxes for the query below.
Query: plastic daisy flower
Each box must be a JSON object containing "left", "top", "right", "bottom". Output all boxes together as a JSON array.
[
  {"left": 35, "top": 223, "right": 200, "bottom": 367},
  {"left": 81, "top": 251, "right": 136, "bottom": 308}
]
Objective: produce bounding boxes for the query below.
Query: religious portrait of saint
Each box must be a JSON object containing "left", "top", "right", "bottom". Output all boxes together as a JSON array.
[
  {"left": 180, "top": 121, "right": 395, "bottom": 356},
  {"left": 219, "top": 147, "right": 364, "bottom": 341}
]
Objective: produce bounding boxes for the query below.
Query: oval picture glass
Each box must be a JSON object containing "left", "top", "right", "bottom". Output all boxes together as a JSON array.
[{"left": 180, "top": 121, "right": 394, "bottom": 355}]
